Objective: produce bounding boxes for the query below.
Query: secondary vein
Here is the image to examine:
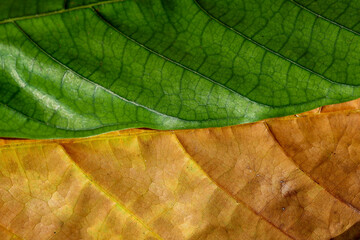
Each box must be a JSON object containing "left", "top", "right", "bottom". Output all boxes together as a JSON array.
[
  {"left": 0, "top": 0, "right": 125, "bottom": 25},
  {"left": 193, "top": 0, "right": 360, "bottom": 88}
]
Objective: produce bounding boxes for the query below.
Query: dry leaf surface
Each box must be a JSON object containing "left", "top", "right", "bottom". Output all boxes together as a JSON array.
[{"left": 1, "top": 100, "right": 360, "bottom": 239}]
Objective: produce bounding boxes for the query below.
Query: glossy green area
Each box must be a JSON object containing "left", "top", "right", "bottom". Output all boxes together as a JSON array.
[{"left": 0, "top": 0, "right": 360, "bottom": 139}]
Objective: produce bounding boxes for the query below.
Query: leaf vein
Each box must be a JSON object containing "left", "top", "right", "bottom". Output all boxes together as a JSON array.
[
  {"left": 290, "top": 0, "right": 360, "bottom": 36},
  {"left": 263, "top": 121, "right": 360, "bottom": 214},
  {"left": 12, "top": 21, "right": 195, "bottom": 123},
  {"left": 91, "top": 8, "right": 272, "bottom": 108},
  {"left": 193, "top": 0, "right": 360, "bottom": 87},
  {"left": 58, "top": 144, "right": 164, "bottom": 240},
  {"left": 173, "top": 132, "right": 296, "bottom": 240}
]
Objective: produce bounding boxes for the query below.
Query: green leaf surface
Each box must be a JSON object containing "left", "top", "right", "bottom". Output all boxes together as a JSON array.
[{"left": 1, "top": 0, "right": 360, "bottom": 139}]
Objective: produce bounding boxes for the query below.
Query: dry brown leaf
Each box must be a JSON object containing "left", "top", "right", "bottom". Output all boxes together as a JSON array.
[{"left": 1, "top": 100, "right": 360, "bottom": 240}]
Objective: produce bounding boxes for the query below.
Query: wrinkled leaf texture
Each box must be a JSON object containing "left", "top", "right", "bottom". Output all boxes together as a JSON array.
[
  {"left": 1, "top": 99, "right": 360, "bottom": 239},
  {"left": 1, "top": 0, "right": 360, "bottom": 138}
]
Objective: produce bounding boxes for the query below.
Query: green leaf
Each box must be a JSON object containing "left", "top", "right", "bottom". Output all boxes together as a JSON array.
[{"left": 1, "top": 0, "right": 360, "bottom": 139}]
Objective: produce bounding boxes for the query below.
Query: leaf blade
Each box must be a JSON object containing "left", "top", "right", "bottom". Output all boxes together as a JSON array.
[
  {"left": 2, "top": 102, "right": 360, "bottom": 239},
  {"left": 1, "top": 0, "right": 360, "bottom": 138}
]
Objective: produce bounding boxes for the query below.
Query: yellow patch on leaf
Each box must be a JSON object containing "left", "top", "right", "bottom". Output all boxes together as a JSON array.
[{"left": 1, "top": 99, "right": 360, "bottom": 240}]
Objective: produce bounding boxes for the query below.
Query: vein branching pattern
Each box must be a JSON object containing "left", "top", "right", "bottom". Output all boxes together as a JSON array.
[{"left": 1, "top": 0, "right": 360, "bottom": 138}]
